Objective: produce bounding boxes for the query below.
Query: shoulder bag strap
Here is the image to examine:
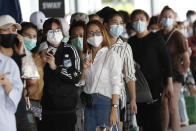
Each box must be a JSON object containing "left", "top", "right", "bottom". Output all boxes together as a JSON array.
[
  {"left": 166, "top": 29, "right": 177, "bottom": 44},
  {"left": 94, "top": 50, "right": 109, "bottom": 92}
]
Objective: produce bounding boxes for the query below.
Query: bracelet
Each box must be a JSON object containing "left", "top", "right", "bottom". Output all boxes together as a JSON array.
[{"left": 19, "top": 54, "right": 26, "bottom": 59}]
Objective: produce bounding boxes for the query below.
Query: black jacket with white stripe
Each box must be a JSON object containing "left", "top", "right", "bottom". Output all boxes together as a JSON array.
[{"left": 42, "top": 42, "right": 81, "bottom": 111}]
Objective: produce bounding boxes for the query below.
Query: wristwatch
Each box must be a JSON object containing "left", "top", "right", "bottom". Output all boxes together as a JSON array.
[{"left": 112, "top": 104, "right": 118, "bottom": 109}]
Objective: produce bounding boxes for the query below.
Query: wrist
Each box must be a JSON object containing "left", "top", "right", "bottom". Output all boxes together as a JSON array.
[
  {"left": 111, "top": 106, "right": 118, "bottom": 111},
  {"left": 3, "top": 81, "right": 13, "bottom": 95},
  {"left": 19, "top": 54, "right": 26, "bottom": 59},
  {"left": 25, "top": 88, "right": 30, "bottom": 97},
  {"left": 82, "top": 68, "right": 87, "bottom": 72},
  {"left": 131, "top": 99, "right": 136, "bottom": 103},
  {"left": 112, "top": 104, "right": 118, "bottom": 109},
  {"left": 4, "top": 80, "right": 12, "bottom": 88},
  {"left": 18, "top": 51, "right": 24, "bottom": 55},
  {"left": 51, "top": 63, "right": 57, "bottom": 70},
  {"left": 18, "top": 47, "right": 25, "bottom": 55}
]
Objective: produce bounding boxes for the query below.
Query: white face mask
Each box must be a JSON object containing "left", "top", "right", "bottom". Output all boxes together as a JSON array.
[
  {"left": 180, "top": 28, "right": 188, "bottom": 37},
  {"left": 87, "top": 36, "right": 103, "bottom": 47},
  {"left": 47, "top": 31, "right": 63, "bottom": 45},
  {"left": 189, "top": 15, "right": 196, "bottom": 23}
]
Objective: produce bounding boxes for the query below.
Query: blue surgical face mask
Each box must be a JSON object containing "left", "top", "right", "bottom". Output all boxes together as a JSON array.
[
  {"left": 24, "top": 37, "right": 37, "bottom": 51},
  {"left": 161, "top": 18, "right": 174, "bottom": 28},
  {"left": 109, "top": 25, "right": 124, "bottom": 38},
  {"left": 132, "top": 21, "right": 146, "bottom": 33}
]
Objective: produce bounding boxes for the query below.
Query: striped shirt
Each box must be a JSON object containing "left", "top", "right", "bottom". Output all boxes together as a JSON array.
[
  {"left": 110, "top": 38, "right": 136, "bottom": 82},
  {"left": 110, "top": 38, "right": 136, "bottom": 108}
]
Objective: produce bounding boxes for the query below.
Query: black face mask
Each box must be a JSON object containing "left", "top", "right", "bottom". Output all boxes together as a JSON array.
[{"left": 0, "top": 34, "right": 19, "bottom": 48}]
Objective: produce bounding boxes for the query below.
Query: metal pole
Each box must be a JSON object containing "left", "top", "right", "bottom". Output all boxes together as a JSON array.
[
  {"left": 150, "top": 0, "right": 154, "bottom": 16},
  {"left": 74, "top": 0, "right": 78, "bottom": 12}
]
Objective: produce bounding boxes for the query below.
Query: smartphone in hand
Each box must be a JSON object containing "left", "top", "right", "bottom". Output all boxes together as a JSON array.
[{"left": 46, "top": 46, "right": 57, "bottom": 56}]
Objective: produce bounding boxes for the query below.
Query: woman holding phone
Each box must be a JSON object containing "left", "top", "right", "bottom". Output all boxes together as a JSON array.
[{"left": 40, "top": 18, "right": 81, "bottom": 131}]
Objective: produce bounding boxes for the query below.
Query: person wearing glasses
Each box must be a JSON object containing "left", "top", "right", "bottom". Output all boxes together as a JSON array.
[
  {"left": 39, "top": 18, "right": 81, "bottom": 131},
  {"left": 103, "top": 10, "right": 136, "bottom": 131},
  {"left": 81, "top": 20, "right": 122, "bottom": 131}
]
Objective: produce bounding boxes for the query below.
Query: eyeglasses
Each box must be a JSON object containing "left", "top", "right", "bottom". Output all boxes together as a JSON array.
[
  {"left": 48, "top": 28, "right": 61, "bottom": 34},
  {"left": 88, "top": 30, "right": 102, "bottom": 36}
]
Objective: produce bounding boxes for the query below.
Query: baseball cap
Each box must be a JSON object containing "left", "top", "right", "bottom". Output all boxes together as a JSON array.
[
  {"left": 0, "top": 15, "right": 21, "bottom": 30},
  {"left": 30, "top": 11, "right": 46, "bottom": 30}
]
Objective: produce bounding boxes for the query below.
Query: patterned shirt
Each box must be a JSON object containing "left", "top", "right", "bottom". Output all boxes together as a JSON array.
[
  {"left": 110, "top": 38, "right": 136, "bottom": 108},
  {"left": 110, "top": 38, "right": 136, "bottom": 82}
]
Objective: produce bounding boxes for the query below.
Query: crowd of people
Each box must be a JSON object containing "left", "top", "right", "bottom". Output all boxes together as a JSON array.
[{"left": 1, "top": 5, "right": 196, "bottom": 131}]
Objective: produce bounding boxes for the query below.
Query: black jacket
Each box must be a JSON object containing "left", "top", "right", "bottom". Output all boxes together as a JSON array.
[{"left": 41, "top": 43, "right": 81, "bottom": 112}]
